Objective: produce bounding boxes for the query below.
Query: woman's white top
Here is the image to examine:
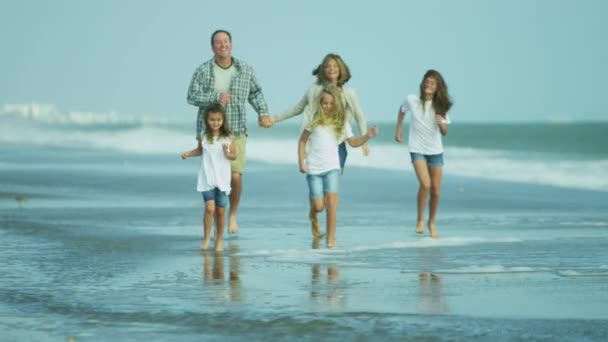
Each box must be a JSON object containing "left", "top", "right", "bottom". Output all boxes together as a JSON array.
[
  {"left": 401, "top": 95, "right": 451, "bottom": 155},
  {"left": 305, "top": 123, "right": 354, "bottom": 175},
  {"left": 197, "top": 135, "right": 232, "bottom": 193},
  {"left": 276, "top": 83, "right": 368, "bottom": 136}
]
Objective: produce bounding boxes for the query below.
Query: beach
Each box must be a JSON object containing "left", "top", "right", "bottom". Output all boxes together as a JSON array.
[{"left": 1, "top": 116, "right": 608, "bottom": 341}]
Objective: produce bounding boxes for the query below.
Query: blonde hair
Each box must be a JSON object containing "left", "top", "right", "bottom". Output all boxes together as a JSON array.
[{"left": 309, "top": 85, "right": 346, "bottom": 138}]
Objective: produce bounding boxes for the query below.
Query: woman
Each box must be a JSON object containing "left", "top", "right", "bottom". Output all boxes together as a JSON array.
[
  {"left": 265, "top": 53, "right": 370, "bottom": 170},
  {"left": 395, "top": 70, "right": 453, "bottom": 238}
]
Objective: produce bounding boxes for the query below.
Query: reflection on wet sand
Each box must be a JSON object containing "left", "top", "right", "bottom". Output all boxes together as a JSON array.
[
  {"left": 310, "top": 238, "right": 344, "bottom": 306},
  {"left": 416, "top": 272, "right": 448, "bottom": 314},
  {"left": 202, "top": 241, "right": 242, "bottom": 302}
]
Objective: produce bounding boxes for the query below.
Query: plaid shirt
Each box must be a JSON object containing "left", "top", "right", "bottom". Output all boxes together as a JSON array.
[{"left": 187, "top": 57, "right": 269, "bottom": 138}]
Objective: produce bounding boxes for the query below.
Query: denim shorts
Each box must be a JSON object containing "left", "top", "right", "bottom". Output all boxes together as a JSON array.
[
  {"left": 410, "top": 152, "right": 444, "bottom": 167},
  {"left": 202, "top": 188, "right": 228, "bottom": 208},
  {"left": 306, "top": 169, "right": 340, "bottom": 199}
]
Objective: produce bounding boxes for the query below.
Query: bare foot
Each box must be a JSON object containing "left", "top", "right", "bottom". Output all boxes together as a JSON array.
[
  {"left": 228, "top": 216, "right": 239, "bottom": 234},
  {"left": 200, "top": 238, "right": 210, "bottom": 250},
  {"left": 415, "top": 221, "right": 424, "bottom": 234},
  {"left": 311, "top": 237, "right": 321, "bottom": 249},
  {"left": 215, "top": 239, "right": 224, "bottom": 252},
  {"left": 309, "top": 213, "right": 323, "bottom": 239},
  {"left": 428, "top": 222, "right": 439, "bottom": 239},
  {"left": 326, "top": 239, "right": 336, "bottom": 249}
]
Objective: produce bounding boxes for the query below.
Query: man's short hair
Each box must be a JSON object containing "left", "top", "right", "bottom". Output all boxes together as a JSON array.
[{"left": 211, "top": 30, "right": 232, "bottom": 45}]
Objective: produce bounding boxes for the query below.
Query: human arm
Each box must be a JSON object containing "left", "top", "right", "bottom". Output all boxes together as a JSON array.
[
  {"left": 187, "top": 66, "right": 220, "bottom": 108},
  {"left": 344, "top": 88, "right": 370, "bottom": 155},
  {"left": 247, "top": 67, "right": 270, "bottom": 124},
  {"left": 181, "top": 141, "right": 203, "bottom": 160},
  {"left": 346, "top": 125, "right": 379, "bottom": 148},
  {"left": 298, "top": 129, "right": 311, "bottom": 173},
  {"left": 435, "top": 115, "right": 449, "bottom": 136},
  {"left": 395, "top": 108, "right": 406, "bottom": 143},
  {"left": 222, "top": 141, "right": 237, "bottom": 161},
  {"left": 272, "top": 92, "right": 310, "bottom": 126}
]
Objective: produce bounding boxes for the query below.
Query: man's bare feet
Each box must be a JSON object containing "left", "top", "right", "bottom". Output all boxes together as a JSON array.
[
  {"left": 428, "top": 222, "right": 439, "bottom": 239},
  {"left": 228, "top": 216, "right": 239, "bottom": 234},
  {"left": 326, "top": 239, "right": 336, "bottom": 249},
  {"left": 415, "top": 221, "right": 424, "bottom": 234},
  {"left": 200, "top": 238, "right": 210, "bottom": 250}
]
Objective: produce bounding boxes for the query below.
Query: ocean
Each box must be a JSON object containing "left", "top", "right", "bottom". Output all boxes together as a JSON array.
[{"left": 1, "top": 108, "right": 607, "bottom": 341}]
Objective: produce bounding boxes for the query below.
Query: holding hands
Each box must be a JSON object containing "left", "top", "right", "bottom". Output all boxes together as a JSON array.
[{"left": 258, "top": 115, "right": 275, "bottom": 128}]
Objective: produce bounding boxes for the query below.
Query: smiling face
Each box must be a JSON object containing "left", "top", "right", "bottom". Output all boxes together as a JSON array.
[
  {"left": 320, "top": 93, "right": 335, "bottom": 115},
  {"left": 324, "top": 58, "right": 341, "bottom": 84},
  {"left": 211, "top": 31, "right": 232, "bottom": 60},
  {"left": 423, "top": 76, "right": 437, "bottom": 98},
  {"left": 206, "top": 111, "right": 225, "bottom": 133}
]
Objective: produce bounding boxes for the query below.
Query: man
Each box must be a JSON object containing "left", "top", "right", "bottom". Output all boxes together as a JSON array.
[{"left": 187, "top": 29, "right": 270, "bottom": 234}]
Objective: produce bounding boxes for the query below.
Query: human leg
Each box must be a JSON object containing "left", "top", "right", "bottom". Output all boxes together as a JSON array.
[
  {"left": 412, "top": 155, "right": 431, "bottom": 234},
  {"left": 307, "top": 174, "right": 325, "bottom": 239},
  {"left": 201, "top": 192, "right": 216, "bottom": 250},
  {"left": 428, "top": 165, "right": 443, "bottom": 239},
  {"left": 325, "top": 192, "right": 339, "bottom": 248},
  {"left": 214, "top": 189, "right": 228, "bottom": 251},
  {"left": 323, "top": 170, "right": 340, "bottom": 248},
  {"left": 228, "top": 135, "right": 247, "bottom": 234},
  {"left": 228, "top": 172, "right": 241, "bottom": 234}
]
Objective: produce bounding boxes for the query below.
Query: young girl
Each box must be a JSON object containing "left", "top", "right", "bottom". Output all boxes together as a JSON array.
[
  {"left": 182, "top": 102, "right": 236, "bottom": 251},
  {"left": 298, "top": 85, "right": 378, "bottom": 248},
  {"left": 266, "top": 53, "right": 370, "bottom": 171},
  {"left": 394, "top": 70, "right": 453, "bottom": 239}
]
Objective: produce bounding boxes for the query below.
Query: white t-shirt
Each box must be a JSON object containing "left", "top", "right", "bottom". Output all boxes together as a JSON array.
[
  {"left": 197, "top": 135, "right": 232, "bottom": 193},
  {"left": 305, "top": 123, "right": 354, "bottom": 175},
  {"left": 213, "top": 62, "right": 236, "bottom": 93},
  {"left": 401, "top": 94, "right": 451, "bottom": 155}
]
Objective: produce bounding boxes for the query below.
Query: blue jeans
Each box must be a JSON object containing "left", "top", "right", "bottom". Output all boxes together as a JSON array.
[
  {"left": 306, "top": 169, "right": 340, "bottom": 200},
  {"left": 410, "top": 152, "right": 444, "bottom": 167},
  {"left": 338, "top": 142, "right": 347, "bottom": 171},
  {"left": 202, "top": 188, "right": 228, "bottom": 207}
]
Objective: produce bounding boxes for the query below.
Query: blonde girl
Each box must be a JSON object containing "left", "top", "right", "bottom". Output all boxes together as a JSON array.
[{"left": 298, "top": 85, "right": 378, "bottom": 248}]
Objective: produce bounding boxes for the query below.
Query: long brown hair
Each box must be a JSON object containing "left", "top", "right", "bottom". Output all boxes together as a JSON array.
[
  {"left": 203, "top": 102, "right": 232, "bottom": 143},
  {"left": 312, "top": 53, "right": 351, "bottom": 87},
  {"left": 419, "top": 69, "right": 453, "bottom": 118}
]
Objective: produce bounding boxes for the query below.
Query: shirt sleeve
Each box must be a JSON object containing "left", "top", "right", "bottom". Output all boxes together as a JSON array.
[
  {"left": 343, "top": 123, "right": 354, "bottom": 139},
  {"left": 247, "top": 66, "right": 269, "bottom": 117},
  {"left": 274, "top": 88, "right": 311, "bottom": 123},
  {"left": 444, "top": 112, "right": 452, "bottom": 124},
  {"left": 344, "top": 87, "right": 368, "bottom": 136},
  {"left": 187, "top": 66, "right": 219, "bottom": 108},
  {"left": 400, "top": 95, "right": 414, "bottom": 114}
]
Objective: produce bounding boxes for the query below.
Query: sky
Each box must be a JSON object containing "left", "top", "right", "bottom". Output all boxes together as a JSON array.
[{"left": 1, "top": 0, "right": 606, "bottom": 123}]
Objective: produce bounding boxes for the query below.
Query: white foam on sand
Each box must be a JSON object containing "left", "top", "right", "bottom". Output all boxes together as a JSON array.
[
  {"left": 384, "top": 236, "right": 521, "bottom": 249},
  {"left": 238, "top": 236, "right": 521, "bottom": 265},
  {"left": 434, "top": 265, "right": 549, "bottom": 274}
]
